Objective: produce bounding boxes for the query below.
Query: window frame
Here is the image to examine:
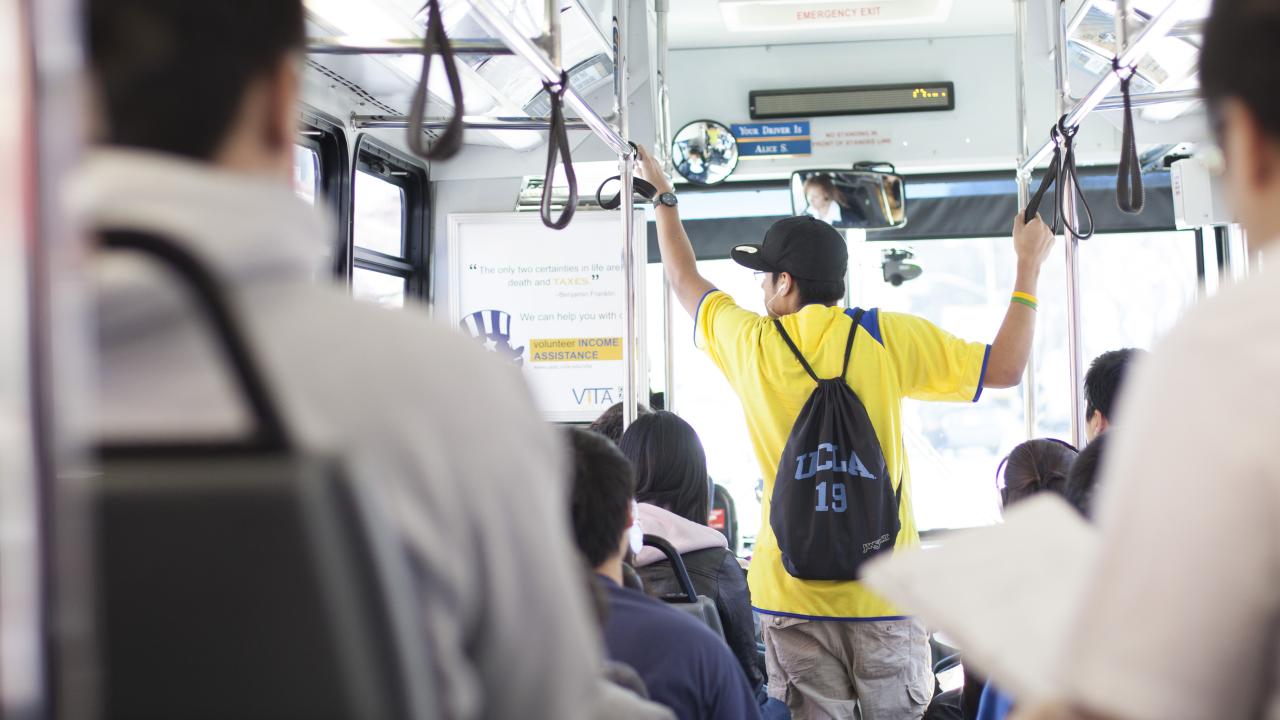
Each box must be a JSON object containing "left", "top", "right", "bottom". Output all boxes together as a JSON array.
[
  {"left": 297, "top": 108, "right": 351, "bottom": 278},
  {"left": 350, "top": 136, "right": 430, "bottom": 303}
]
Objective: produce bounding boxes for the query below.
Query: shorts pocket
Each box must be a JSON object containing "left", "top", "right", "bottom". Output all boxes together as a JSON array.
[{"left": 853, "top": 620, "right": 914, "bottom": 679}]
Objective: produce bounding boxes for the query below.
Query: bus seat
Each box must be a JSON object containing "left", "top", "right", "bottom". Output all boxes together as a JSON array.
[
  {"left": 640, "top": 534, "right": 725, "bottom": 639},
  {"left": 92, "top": 231, "right": 435, "bottom": 720},
  {"left": 709, "top": 483, "right": 739, "bottom": 551}
]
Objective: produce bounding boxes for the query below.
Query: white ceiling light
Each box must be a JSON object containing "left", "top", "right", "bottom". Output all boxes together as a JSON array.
[{"left": 718, "top": 0, "right": 954, "bottom": 32}]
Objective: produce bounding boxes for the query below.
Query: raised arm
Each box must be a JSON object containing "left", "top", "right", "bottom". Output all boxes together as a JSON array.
[
  {"left": 983, "top": 213, "right": 1056, "bottom": 389},
  {"left": 634, "top": 145, "right": 715, "bottom": 316}
]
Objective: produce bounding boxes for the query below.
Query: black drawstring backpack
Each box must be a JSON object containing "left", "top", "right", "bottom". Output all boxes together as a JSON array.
[{"left": 769, "top": 309, "right": 902, "bottom": 580}]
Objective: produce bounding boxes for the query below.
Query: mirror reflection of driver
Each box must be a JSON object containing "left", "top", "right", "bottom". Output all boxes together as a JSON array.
[
  {"left": 678, "top": 147, "right": 710, "bottom": 184},
  {"left": 802, "top": 174, "right": 850, "bottom": 225}
]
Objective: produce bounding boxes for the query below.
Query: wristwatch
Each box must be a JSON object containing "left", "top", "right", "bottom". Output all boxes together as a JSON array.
[{"left": 654, "top": 191, "right": 678, "bottom": 207}]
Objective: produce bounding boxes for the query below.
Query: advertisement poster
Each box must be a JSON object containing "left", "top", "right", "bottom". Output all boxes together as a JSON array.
[{"left": 448, "top": 212, "right": 646, "bottom": 423}]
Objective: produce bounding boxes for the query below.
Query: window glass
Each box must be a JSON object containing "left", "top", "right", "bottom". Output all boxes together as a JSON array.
[
  {"left": 292, "top": 145, "right": 319, "bottom": 206},
  {"left": 852, "top": 238, "right": 1021, "bottom": 531},
  {"left": 354, "top": 170, "right": 406, "bottom": 257},
  {"left": 353, "top": 268, "right": 406, "bottom": 309},
  {"left": 1034, "top": 230, "right": 1200, "bottom": 439}
]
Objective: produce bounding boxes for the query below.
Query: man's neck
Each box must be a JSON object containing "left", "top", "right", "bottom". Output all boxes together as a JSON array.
[{"left": 595, "top": 558, "right": 624, "bottom": 586}]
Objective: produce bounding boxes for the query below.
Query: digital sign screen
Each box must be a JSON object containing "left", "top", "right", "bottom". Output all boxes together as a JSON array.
[{"left": 750, "top": 82, "right": 955, "bottom": 119}]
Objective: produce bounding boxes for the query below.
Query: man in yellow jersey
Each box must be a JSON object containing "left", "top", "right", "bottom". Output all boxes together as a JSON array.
[{"left": 636, "top": 145, "right": 1054, "bottom": 720}]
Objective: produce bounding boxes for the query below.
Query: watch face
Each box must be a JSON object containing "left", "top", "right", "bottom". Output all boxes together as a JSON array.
[{"left": 658, "top": 192, "right": 678, "bottom": 206}]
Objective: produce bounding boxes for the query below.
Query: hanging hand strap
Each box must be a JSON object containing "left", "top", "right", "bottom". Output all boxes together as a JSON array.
[
  {"left": 1056, "top": 117, "right": 1095, "bottom": 240},
  {"left": 596, "top": 176, "right": 658, "bottom": 210},
  {"left": 406, "top": 0, "right": 465, "bottom": 161},
  {"left": 1114, "top": 59, "right": 1145, "bottom": 214},
  {"left": 1023, "top": 127, "right": 1061, "bottom": 226},
  {"left": 1023, "top": 118, "right": 1094, "bottom": 240},
  {"left": 541, "top": 72, "right": 578, "bottom": 230}
]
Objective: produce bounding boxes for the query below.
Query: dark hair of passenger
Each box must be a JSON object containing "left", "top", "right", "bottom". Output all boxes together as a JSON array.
[
  {"left": 587, "top": 402, "right": 651, "bottom": 445},
  {"left": 1084, "top": 348, "right": 1141, "bottom": 422},
  {"left": 88, "top": 0, "right": 306, "bottom": 159},
  {"left": 997, "top": 438, "right": 1078, "bottom": 509},
  {"left": 567, "top": 428, "right": 636, "bottom": 568},
  {"left": 1199, "top": 0, "right": 1280, "bottom": 140},
  {"left": 1065, "top": 434, "right": 1108, "bottom": 520},
  {"left": 772, "top": 272, "right": 845, "bottom": 307},
  {"left": 618, "top": 411, "right": 712, "bottom": 526}
]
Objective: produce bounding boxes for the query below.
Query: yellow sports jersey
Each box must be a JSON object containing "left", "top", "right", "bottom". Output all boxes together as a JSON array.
[{"left": 696, "top": 290, "right": 990, "bottom": 620}]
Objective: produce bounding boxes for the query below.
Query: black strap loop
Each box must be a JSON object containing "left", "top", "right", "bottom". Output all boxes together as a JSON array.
[
  {"left": 841, "top": 309, "right": 864, "bottom": 380},
  {"left": 1023, "top": 117, "right": 1094, "bottom": 240},
  {"left": 773, "top": 320, "right": 820, "bottom": 384},
  {"left": 407, "top": 0, "right": 465, "bottom": 161},
  {"left": 1114, "top": 59, "right": 1145, "bottom": 214},
  {"left": 99, "top": 231, "right": 291, "bottom": 452},
  {"left": 596, "top": 175, "right": 658, "bottom": 210},
  {"left": 541, "top": 72, "right": 577, "bottom": 230}
]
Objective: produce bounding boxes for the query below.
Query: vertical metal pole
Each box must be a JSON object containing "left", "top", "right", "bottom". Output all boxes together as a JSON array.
[
  {"left": 654, "top": 0, "right": 673, "bottom": 175},
  {"left": 1115, "top": 0, "right": 1130, "bottom": 59},
  {"left": 1, "top": 3, "right": 48, "bottom": 717},
  {"left": 615, "top": 0, "right": 640, "bottom": 429},
  {"left": 544, "top": 0, "right": 561, "bottom": 69},
  {"left": 655, "top": 0, "right": 675, "bottom": 413},
  {"left": 1013, "top": 0, "right": 1035, "bottom": 440},
  {"left": 1054, "top": 0, "right": 1086, "bottom": 447}
]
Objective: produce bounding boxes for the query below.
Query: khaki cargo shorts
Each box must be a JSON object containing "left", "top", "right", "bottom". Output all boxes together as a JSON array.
[{"left": 761, "top": 615, "right": 932, "bottom": 720}]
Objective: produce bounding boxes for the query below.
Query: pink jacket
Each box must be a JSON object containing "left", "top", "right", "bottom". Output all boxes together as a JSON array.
[{"left": 633, "top": 503, "right": 727, "bottom": 568}]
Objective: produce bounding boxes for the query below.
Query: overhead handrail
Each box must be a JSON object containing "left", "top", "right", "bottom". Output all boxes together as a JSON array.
[
  {"left": 1018, "top": 0, "right": 1183, "bottom": 176},
  {"left": 463, "top": 0, "right": 633, "bottom": 159},
  {"left": 354, "top": 114, "right": 598, "bottom": 131},
  {"left": 1024, "top": 117, "right": 1095, "bottom": 240},
  {"left": 540, "top": 72, "right": 578, "bottom": 229},
  {"left": 1113, "top": 59, "right": 1145, "bottom": 214},
  {"left": 406, "top": 0, "right": 465, "bottom": 161},
  {"left": 308, "top": 37, "right": 513, "bottom": 55}
]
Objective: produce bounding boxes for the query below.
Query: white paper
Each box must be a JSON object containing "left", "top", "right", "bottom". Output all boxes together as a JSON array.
[{"left": 860, "top": 494, "right": 1099, "bottom": 703}]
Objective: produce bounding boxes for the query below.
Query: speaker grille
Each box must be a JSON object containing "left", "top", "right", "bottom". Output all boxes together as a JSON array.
[{"left": 750, "top": 82, "right": 954, "bottom": 119}]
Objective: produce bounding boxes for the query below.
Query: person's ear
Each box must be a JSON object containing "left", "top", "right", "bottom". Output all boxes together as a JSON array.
[
  {"left": 264, "top": 54, "right": 301, "bottom": 165},
  {"left": 778, "top": 272, "right": 793, "bottom": 295},
  {"left": 1224, "top": 99, "right": 1273, "bottom": 191}
]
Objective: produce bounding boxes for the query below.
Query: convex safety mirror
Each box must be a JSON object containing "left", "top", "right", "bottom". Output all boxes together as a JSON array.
[
  {"left": 672, "top": 120, "right": 739, "bottom": 186},
  {"left": 790, "top": 168, "right": 907, "bottom": 229}
]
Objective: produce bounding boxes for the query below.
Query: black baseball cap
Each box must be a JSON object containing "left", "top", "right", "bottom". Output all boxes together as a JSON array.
[{"left": 730, "top": 216, "right": 848, "bottom": 282}]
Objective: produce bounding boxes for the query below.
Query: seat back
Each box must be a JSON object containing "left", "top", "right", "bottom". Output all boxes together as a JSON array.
[
  {"left": 641, "top": 534, "right": 725, "bottom": 639},
  {"left": 93, "top": 231, "right": 434, "bottom": 720},
  {"left": 709, "top": 483, "right": 739, "bottom": 551}
]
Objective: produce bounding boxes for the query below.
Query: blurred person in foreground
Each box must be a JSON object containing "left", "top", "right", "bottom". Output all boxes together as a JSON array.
[
  {"left": 80, "top": 0, "right": 660, "bottom": 717},
  {"left": 1017, "top": 1, "right": 1280, "bottom": 718}
]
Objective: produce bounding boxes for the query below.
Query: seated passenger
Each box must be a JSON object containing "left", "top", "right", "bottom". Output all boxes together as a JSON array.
[
  {"left": 568, "top": 429, "right": 762, "bottom": 720},
  {"left": 1083, "top": 349, "right": 1143, "bottom": 441},
  {"left": 619, "top": 411, "right": 765, "bottom": 692},
  {"left": 82, "top": 1, "right": 648, "bottom": 717},
  {"left": 976, "top": 439, "right": 1081, "bottom": 720},
  {"left": 997, "top": 438, "right": 1079, "bottom": 510},
  {"left": 1063, "top": 434, "right": 1107, "bottom": 522},
  {"left": 589, "top": 401, "right": 652, "bottom": 445}
]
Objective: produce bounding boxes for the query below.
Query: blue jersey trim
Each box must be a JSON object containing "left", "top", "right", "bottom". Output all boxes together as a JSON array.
[
  {"left": 844, "top": 307, "right": 884, "bottom": 346},
  {"left": 753, "top": 608, "right": 911, "bottom": 623},
  {"left": 693, "top": 288, "right": 718, "bottom": 345},
  {"left": 973, "top": 343, "right": 993, "bottom": 402}
]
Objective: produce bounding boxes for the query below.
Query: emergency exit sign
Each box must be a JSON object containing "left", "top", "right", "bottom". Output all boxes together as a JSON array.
[{"left": 732, "top": 121, "right": 812, "bottom": 157}]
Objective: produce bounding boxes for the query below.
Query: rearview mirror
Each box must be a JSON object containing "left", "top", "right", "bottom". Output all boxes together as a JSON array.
[{"left": 790, "top": 169, "right": 907, "bottom": 230}]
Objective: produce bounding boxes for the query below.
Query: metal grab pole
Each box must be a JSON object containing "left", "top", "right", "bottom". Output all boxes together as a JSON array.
[
  {"left": 1014, "top": 0, "right": 1036, "bottom": 440},
  {"left": 1054, "top": 0, "right": 1086, "bottom": 448},
  {"left": 615, "top": 0, "right": 641, "bottom": 430},
  {"left": 655, "top": 0, "right": 675, "bottom": 412}
]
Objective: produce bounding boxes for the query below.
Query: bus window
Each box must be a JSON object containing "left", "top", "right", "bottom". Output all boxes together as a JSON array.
[
  {"left": 352, "top": 267, "right": 407, "bottom": 309},
  {"left": 292, "top": 145, "right": 319, "bottom": 205},
  {"left": 853, "top": 237, "right": 1021, "bottom": 531},
  {"left": 354, "top": 170, "right": 405, "bottom": 257},
  {"left": 1032, "top": 229, "right": 1200, "bottom": 439}
]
